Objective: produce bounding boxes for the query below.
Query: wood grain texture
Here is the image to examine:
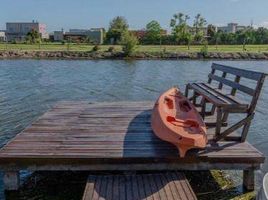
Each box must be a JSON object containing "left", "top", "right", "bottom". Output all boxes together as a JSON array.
[
  {"left": 0, "top": 101, "right": 264, "bottom": 168},
  {"left": 82, "top": 172, "right": 197, "bottom": 200}
]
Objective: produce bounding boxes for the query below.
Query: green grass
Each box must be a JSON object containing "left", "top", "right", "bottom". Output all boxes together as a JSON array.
[
  {"left": 1, "top": 43, "right": 268, "bottom": 53},
  {"left": 185, "top": 170, "right": 255, "bottom": 200}
]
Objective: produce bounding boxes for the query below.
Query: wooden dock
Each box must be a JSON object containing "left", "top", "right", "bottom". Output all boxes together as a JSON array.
[
  {"left": 82, "top": 172, "right": 197, "bottom": 200},
  {"left": 0, "top": 101, "right": 265, "bottom": 191}
]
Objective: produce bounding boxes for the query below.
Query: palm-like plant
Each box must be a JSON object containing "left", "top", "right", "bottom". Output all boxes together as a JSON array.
[
  {"left": 193, "top": 14, "right": 207, "bottom": 43},
  {"left": 170, "top": 13, "right": 191, "bottom": 45}
]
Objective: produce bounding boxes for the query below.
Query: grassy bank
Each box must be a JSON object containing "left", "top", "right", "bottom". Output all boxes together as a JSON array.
[{"left": 1, "top": 43, "right": 268, "bottom": 53}]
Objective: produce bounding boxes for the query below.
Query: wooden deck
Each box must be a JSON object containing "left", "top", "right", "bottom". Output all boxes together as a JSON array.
[
  {"left": 0, "top": 101, "right": 265, "bottom": 190},
  {"left": 82, "top": 172, "right": 197, "bottom": 200}
]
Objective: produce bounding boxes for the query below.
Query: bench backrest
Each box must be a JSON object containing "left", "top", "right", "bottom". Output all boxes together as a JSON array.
[{"left": 208, "top": 63, "right": 267, "bottom": 113}]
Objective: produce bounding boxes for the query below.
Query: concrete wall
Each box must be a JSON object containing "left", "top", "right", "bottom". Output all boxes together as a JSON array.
[{"left": 0, "top": 31, "right": 6, "bottom": 42}]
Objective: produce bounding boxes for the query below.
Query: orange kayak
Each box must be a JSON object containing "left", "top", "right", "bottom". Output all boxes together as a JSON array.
[{"left": 151, "top": 87, "right": 207, "bottom": 157}]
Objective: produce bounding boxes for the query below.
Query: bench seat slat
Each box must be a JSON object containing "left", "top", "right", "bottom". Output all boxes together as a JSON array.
[
  {"left": 202, "top": 83, "right": 249, "bottom": 108},
  {"left": 197, "top": 83, "right": 235, "bottom": 104},
  {"left": 189, "top": 83, "right": 226, "bottom": 106},
  {"left": 188, "top": 83, "right": 248, "bottom": 111}
]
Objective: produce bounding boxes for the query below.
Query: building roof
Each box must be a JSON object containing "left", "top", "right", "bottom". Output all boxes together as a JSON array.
[{"left": 6, "top": 22, "right": 40, "bottom": 24}]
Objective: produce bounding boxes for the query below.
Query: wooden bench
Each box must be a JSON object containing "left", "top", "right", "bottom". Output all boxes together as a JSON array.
[
  {"left": 185, "top": 63, "right": 267, "bottom": 142},
  {"left": 82, "top": 172, "right": 197, "bottom": 200}
]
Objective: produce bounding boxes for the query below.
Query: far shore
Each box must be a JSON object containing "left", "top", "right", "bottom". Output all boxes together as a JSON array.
[
  {"left": 1, "top": 44, "right": 268, "bottom": 60},
  {"left": 1, "top": 49, "right": 268, "bottom": 60}
]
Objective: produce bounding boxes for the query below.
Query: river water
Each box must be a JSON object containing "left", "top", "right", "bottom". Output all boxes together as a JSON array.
[{"left": 0, "top": 59, "right": 267, "bottom": 199}]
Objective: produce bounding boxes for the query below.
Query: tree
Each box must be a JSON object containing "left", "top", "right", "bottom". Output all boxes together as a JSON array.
[
  {"left": 225, "top": 33, "right": 237, "bottom": 44},
  {"left": 106, "top": 16, "right": 129, "bottom": 44},
  {"left": 121, "top": 31, "right": 138, "bottom": 56},
  {"left": 185, "top": 34, "right": 193, "bottom": 50},
  {"left": 170, "top": 13, "right": 191, "bottom": 45},
  {"left": 193, "top": 14, "right": 207, "bottom": 43},
  {"left": 213, "top": 31, "right": 222, "bottom": 49},
  {"left": 236, "top": 28, "right": 255, "bottom": 50},
  {"left": 207, "top": 24, "right": 216, "bottom": 43},
  {"left": 144, "top": 20, "right": 162, "bottom": 44},
  {"left": 26, "top": 29, "right": 41, "bottom": 44},
  {"left": 255, "top": 27, "right": 268, "bottom": 44}
]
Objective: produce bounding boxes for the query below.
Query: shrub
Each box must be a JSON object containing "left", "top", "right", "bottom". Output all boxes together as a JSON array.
[
  {"left": 108, "top": 46, "right": 115, "bottom": 52},
  {"left": 121, "top": 31, "right": 138, "bottom": 56},
  {"left": 92, "top": 45, "right": 100, "bottom": 52},
  {"left": 200, "top": 42, "right": 208, "bottom": 57}
]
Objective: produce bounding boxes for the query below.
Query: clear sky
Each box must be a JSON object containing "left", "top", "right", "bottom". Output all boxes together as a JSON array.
[{"left": 0, "top": 0, "right": 268, "bottom": 32}]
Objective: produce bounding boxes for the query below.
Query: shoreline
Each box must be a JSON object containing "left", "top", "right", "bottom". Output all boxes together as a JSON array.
[{"left": 1, "top": 50, "right": 268, "bottom": 60}]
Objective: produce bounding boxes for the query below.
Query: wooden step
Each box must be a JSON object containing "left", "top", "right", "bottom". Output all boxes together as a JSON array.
[{"left": 82, "top": 172, "right": 197, "bottom": 200}]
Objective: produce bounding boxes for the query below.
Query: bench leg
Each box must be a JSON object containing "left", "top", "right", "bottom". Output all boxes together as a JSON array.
[
  {"left": 185, "top": 84, "right": 189, "bottom": 97},
  {"left": 192, "top": 92, "right": 197, "bottom": 106},
  {"left": 3, "top": 171, "right": 20, "bottom": 191},
  {"left": 215, "top": 107, "right": 223, "bottom": 136},
  {"left": 222, "top": 112, "right": 229, "bottom": 123},
  {"left": 211, "top": 105, "right": 216, "bottom": 115},
  {"left": 243, "top": 169, "right": 254, "bottom": 191},
  {"left": 201, "top": 98, "right": 206, "bottom": 119},
  {"left": 214, "top": 114, "right": 254, "bottom": 141},
  {"left": 241, "top": 120, "right": 252, "bottom": 142}
]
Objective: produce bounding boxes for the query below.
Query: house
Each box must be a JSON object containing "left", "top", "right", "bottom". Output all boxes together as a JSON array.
[
  {"left": 88, "top": 28, "right": 105, "bottom": 44},
  {"left": 53, "top": 30, "right": 64, "bottom": 42},
  {"left": 188, "top": 26, "right": 208, "bottom": 36},
  {"left": 63, "top": 28, "right": 104, "bottom": 44},
  {"left": 130, "top": 30, "right": 147, "bottom": 40},
  {"left": 217, "top": 23, "right": 246, "bottom": 33},
  {"left": 130, "top": 29, "right": 168, "bottom": 40},
  {"left": 6, "top": 21, "right": 48, "bottom": 42}
]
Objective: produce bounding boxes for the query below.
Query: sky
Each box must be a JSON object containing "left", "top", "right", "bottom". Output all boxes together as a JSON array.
[{"left": 0, "top": 0, "right": 268, "bottom": 32}]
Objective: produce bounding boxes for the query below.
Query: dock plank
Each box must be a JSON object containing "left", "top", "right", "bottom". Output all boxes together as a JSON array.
[
  {"left": 82, "top": 173, "right": 197, "bottom": 200},
  {"left": 0, "top": 101, "right": 264, "bottom": 170}
]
